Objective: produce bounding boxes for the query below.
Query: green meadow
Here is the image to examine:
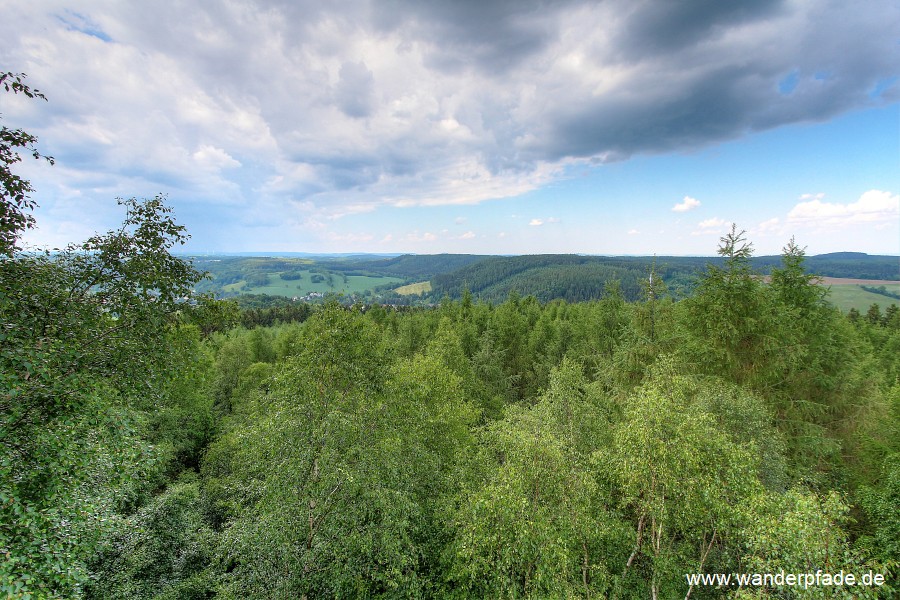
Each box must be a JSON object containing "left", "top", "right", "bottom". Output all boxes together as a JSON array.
[
  {"left": 394, "top": 281, "right": 432, "bottom": 295},
  {"left": 825, "top": 282, "right": 900, "bottom": 313},
  {"left": 223, "top": 269, "right": 404, "bottom": 297}
]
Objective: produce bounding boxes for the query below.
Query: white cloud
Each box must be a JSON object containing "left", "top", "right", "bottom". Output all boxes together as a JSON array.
[
  {"left": 787, "top": 190, "right": 899, "bottom": 227},
  {"left": 325, "top": 231, "right": 375, "bottom": 243},
  {"left": 192, "top": 145, "right": 241, "bottom": 171},
  {"left": 627, "top": 228, "right": 640, "bottom": 235},
  {"left": 753, "top": 217, "right": 782, "bottom": 236},
  {"left": 459, "top": 230, "right": 476, "bottom": 239},
  {"left": 799, "top": 192, "right": 825, "bottom": 202},
  {"left": 698, "top": 217, "right": 726, "bottom": 228},
  {"left": 692, "top": 217, "right": 728, "bottom": 235},
  {"left": 672, "top": 196, "right": 701, "bottom": 212},
  {"left": 530, "top": 218, "right": 544, "bottom": 226},
  {"left": 405, "top": 230, "right": 438, "bottom": 242}
]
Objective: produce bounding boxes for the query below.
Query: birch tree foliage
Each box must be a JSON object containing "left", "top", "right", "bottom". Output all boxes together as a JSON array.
[
  {"left": 205, "top": 304, "right": 478, "bottom": 598},
  {"left": 445, "top": 358, "right": 617, "bottom": 599},
  {"left": 605, "top": 357, "right": 763, "bottom": 599},
  {"left": 735, "top": 489, "right": 890, "bottom": 600}
]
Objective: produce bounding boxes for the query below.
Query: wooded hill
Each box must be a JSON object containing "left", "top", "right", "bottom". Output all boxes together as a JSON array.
[
  {"left": 191, "top": 251, "right": 899, "bottom": 306},
  {"left": 425, "top": 253, "right": 899, "bottom": 302}
]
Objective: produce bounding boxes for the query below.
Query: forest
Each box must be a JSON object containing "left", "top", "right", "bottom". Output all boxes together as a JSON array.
[
  {"left": 190, "top": 252, "right": 899, "bottom": 308},
  {"left": 2, "top": 73, "right": 900, "bottom": 599}
]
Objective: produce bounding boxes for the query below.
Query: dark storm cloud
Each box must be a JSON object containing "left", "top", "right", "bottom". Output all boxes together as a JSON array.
[
  {"left": 375, "top": 0, "right": 576, "bottom": 74},
  {"left": 528, "top": 63, "right": 770, "bottom": 161},
  {"left": 611, "top": 0, "right": 783, "bottom": 59},
  {"left": 510, "top": 0, "right": 900, "bottom": 163},
  {"left": 347, "top": 0, "right": 899, "bottom": 171},
  {"left": 4, "top": 0, "right": 898, "bottom": 227}
]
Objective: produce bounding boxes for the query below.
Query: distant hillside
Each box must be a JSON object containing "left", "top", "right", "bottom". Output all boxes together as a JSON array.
[
  {"left": 804, "top": 253, "right": 899, "bottom": 280},
  {"left": 430, "top": 255, "right": 707, "bottom": 302},
  {"left": 813, "top": 251, "right": 871, "bottom": 259},
  {"left": 427, "top": 253, "right": 899, "bottom": 303},
  {"left": 335, "top": 254, "right": 489, "bottom": 279},
  {"left": 189, "top": 252, "right": 898, "bottom": 306},
  {"left": 748, "top": 253, "right": 898, "bottom": 279}
]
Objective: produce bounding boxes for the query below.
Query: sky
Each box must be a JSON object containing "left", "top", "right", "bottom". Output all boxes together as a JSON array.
[{"left": 2, "top": 0, "right": 899, "bottom": 256}]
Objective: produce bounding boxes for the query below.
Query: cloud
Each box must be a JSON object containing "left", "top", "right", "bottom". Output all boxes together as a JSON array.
[
  {"left": 692, "top": 217, "right": 728, "bottom": 235},
  {"left": 405, "top": 230, "right": 438, "bottom": 242},
  {"left": 753, "top": 217, "right": 782, "bottom": 236},
  {"left": 799, "top": 192, "right": 825, "bottom": 201},
  {"left": 627, "top": 228, "right": 640, "bottom": 235},
  {"left": 325, "top": 231, "right": 375, "bottom": 243},
  {"left": 4, "top": 0, "right": 899, "bottom": 247},
  {"left": 459, "top": 230, "right": 476, "bottom": 239},
  {"left": 334, "top": 61, "right": 376, "bottom": 118},
  {"left": 787, "top": 190, "right": 899, "bottom": 227},
  {"left": 698, "top": 217, "right": 726, "bottom": 228},
  {"left": 672, "top": 196, "right": 701, "bottom": 212},
  {"left": 326, "top": 203, "right": 378, "bottom": 220},
  {"left": 57, "top": 9, "right": 112, "bottom": 42},
  {"left": 529, "top": 218, "right": 544, "bottom": 226},
  {"left": 192, "top": 145, "right": 241, "bottom": 171}
]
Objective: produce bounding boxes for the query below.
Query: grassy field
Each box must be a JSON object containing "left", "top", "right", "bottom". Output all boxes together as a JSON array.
[
  {"left": 394, "top": 281, "right": 432, "bottom": 295},
  {"left": 223, "top": 270, "right": 404, "bottom": 297},
  {"left": 822, "top": 279, "right": 900, "bottom": 313}
]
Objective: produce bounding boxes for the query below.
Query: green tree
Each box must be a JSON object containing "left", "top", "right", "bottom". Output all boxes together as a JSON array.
[
  {"left": 0, "top": 196, "right": 205, "bottom": 597},
  {"left": 857, "top": 452, "right": 900, "bottom": 565},
  {"left": 446, "top": 360, "right": 614, "bottom": 598},
  {"left": 0, "top": 72, "right": 54, "bottom": 254},
  {"left": 884, "top": 304, "right": 899, "bottom": 329},
  {"left": 766, "top": 240, "right": 889, "bottom": 482},
  {"left": 203, "top": 304, "right": 477, "bottom": 597},
  {"left": 867, "top": 304, "right": 883, "bottom": 326},
  {"left": 680, "top": 225, "right": 785, "bottom": 387},
  {"left": 768, "top": 238, "right": 826, "bottom": 316},
  {"left": 605, "top": 358, "right": 763, "bottom": 599},
  {"left": 84, "top": 473, "right": 218, "bottom": 600},
  {"left": 738, "top": 489, "right": 888, "bottom": 599}
]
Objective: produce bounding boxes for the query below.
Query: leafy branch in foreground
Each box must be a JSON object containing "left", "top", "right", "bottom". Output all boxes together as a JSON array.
[
  {"left": 0, "top": 72, "right": 54, "bottom": 254},
  {"left": 1, "top": 195, "right": 207, "bottom": 598}
]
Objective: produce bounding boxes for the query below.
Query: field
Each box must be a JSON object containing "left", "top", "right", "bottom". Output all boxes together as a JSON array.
[
  {"left": 222, "top": 269, "right": 404, "bottom": 298},
  {"left": 394, "top": 281, "right": 432, "bottom": 295},
  {"left": 820, "top": 278, "right": 900, "bottom": 313}
]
